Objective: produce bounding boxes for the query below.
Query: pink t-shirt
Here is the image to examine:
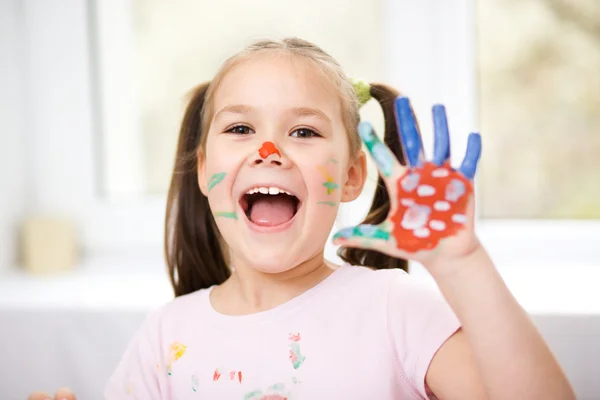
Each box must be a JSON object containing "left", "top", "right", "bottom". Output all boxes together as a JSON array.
[{"left": 104, "top": 264, "right": 460, "bottom": 399}]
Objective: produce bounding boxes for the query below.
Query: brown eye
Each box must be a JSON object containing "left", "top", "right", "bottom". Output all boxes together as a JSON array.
[
  {"left": 290, "top": 128, "right": 320, "bottom": 138},
  {"left": 226, "top": 125, "right": 255, "bottom": 135}
]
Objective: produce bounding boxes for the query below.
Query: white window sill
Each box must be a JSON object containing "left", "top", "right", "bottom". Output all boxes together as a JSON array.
[
  {"left": 1, "top": 254, "right": 598, "bottom": 316},
  {"left": 0, "top": 255, "right": 173, "bottom": 311}
]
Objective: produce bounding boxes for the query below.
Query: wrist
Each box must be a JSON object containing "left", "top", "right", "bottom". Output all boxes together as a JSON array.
[{"left": 424, "top": 242, "right": 490, "bottom": 283}]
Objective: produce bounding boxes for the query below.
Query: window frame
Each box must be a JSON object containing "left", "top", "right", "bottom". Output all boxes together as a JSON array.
[{"left": 22, "top": 0, "right": 600, "bottom": 266}]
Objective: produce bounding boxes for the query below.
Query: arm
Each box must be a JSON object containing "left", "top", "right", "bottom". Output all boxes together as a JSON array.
[
  {"left": 425, "top": 245, "right": 575, "bottom": 400},
  {"left": 332, "top": 96, "right": 575, "bottom": 399}
]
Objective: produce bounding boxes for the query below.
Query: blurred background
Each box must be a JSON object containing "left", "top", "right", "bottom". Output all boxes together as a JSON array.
[{"left": 0, "top": 0, "right": 598, "bottom": 398}]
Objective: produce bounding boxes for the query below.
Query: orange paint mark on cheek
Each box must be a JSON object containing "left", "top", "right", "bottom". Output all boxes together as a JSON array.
[{"left": 258, "top": 141, "right": 281, "bottom": 158}]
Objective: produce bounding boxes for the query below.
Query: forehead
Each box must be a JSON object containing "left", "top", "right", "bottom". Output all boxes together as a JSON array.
[{"left": 213, "top": 52, "right": 342, "bottom": 118}]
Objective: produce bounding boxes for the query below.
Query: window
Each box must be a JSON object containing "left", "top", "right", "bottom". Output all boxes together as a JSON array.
[
  {"left": 478, "top": 0, "right": 600, "bottom": 219},
  {"left": 24, "top": 0, "right": 598, "bottom": 268},
  {"left": 96, "top": 0, "right": 388, "bottom": 199},
  {"left": 474, "top": 0, "right": 600, "bottom": 270}
]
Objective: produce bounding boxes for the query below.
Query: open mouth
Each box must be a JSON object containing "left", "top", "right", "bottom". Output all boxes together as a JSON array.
[{"left": 240, "top": 186, "right": 300, "bottom": 227}]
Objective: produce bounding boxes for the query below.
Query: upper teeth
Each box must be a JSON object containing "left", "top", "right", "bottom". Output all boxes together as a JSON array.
[{"left": 246, "top": 186, "right": 293, "bottom": 196}]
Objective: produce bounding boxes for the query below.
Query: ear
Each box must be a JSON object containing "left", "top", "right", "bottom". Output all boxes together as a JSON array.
[
  {"left": 341, "top": 150, "right": 367, "bottom": 202},
  {"left": 197, "top": 148, "right": 208, "bottom": 196}
]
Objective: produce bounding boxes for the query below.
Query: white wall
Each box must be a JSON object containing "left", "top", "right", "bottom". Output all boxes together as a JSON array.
[{"left": 0, "top": 0, "right": 27, "bottom": 271}]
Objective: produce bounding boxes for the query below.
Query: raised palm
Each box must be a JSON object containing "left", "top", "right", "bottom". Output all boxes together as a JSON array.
[{"left": 333, "top": 97, "right": 482, "bottom": 266}]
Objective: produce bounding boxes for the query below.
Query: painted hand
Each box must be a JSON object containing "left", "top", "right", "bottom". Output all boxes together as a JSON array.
[{"left": 332, "top": 97, "right": 482, "bottom": 266}]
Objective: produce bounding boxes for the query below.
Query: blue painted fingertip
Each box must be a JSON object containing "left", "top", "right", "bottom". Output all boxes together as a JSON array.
[
  {"left": 458, "top": 133, "right": 482, "bottom": 180},
  {"left": 394, "top": 97, "right": 423, "bottom": 167},
  {"left": 432, "top": 104, "right": 450, "bottom": 165}
]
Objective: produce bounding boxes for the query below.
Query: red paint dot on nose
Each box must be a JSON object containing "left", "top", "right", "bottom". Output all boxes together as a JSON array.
[{"left": 259, "top": 141, "right": 281, "bottom": 159}]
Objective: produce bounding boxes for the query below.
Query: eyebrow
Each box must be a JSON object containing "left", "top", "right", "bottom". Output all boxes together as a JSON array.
[
  {"left": 213, "top": 104, "right": 255, "bottom": 123},
  {"left": 213, "top": 104, "right": 332, "bottom": 125},
  {"left": 291, "top": 107, "right": 332, "bottom": 125}
]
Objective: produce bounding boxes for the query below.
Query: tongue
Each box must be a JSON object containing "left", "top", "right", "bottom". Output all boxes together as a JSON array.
[{"left": 250, "top": 195, "right": 295, "bottom": 227}]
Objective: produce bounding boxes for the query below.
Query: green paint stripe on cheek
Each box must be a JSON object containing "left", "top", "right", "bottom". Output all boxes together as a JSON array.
[
  {"left": 317, "top": 201, "right": 336, "bottom": 207},
  {"left": 214, "top": 212, "right": 238, "bottom": 220},
  {"left": 207, "top": 172, "right": 226, "bottom": 192},
  {"left": 323, "top": 181, "right": 339, "bottom": 194}
]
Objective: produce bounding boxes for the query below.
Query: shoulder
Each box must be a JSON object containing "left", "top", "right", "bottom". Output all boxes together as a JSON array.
[
  {"left": 382, "top": 267, "right": 461, "bottom": 394},
  {"left": 330, "top": 264, "right": 412, "bottom": 315},
  {"left": 338, "top": 263, "right": 425, "bottom": 299},
  {"left": 340, "top": 264, "right": 453, "bottom": 318},
  {"left": 137, "top": 287, "right": 212, "bottom": 334},
  {"left": 337, "top": 263, "right": 408, "bottom": 286},
  {"left": 164, "top": 287, "right": 212, "bottom": 313}
]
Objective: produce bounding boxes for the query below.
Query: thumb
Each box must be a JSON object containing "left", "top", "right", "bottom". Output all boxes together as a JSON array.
[
  {"left": 54, "top": 388, "right": 76, "bottom": 400},
  {"left": 332, "top": 224, "right": 390, "bottom": 248},
  {"left": 27, "top": 392, "right": 51, "bottom": 400}
]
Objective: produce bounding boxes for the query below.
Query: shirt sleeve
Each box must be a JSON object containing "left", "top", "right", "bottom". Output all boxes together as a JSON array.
[
  {"left": 387, "top": 271, "right": 461, "bottom": 399},
  {"left": 104, "top": 306, "right": 167, "bottom": 400}
]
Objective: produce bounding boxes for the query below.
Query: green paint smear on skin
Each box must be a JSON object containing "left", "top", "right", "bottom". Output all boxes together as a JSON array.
[
  {"left": 207, "top": 172, "right": 226, "bottom": 192},
  {"left": 214, "top": 212, "right": 238, "bottom": 220},
  {"left": 333, "top": 224, "right": 390, "bottom": 241},
  {"left": 317, "top": 201, "right": 336, "bottom": 207},
  {"left": 328, "top": 158, "right": 338, "bottom": 164},
  {"left": 323, "top": 181, "right": 339, "bottom": 194}
]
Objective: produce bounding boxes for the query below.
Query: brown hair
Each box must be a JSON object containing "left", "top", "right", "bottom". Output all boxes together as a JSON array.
[
  {"left": 336, "top": 83, "right": 409, "bottom": 272},
  {"left": 165, "top": 38, "right": 408, "bottom": 297}
]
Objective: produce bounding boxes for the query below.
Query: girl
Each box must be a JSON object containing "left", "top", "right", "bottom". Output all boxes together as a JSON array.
[{"left": 30, "top": 38, "right": 574, "bottom": 400}]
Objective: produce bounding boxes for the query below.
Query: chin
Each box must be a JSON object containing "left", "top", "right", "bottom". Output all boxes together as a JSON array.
[{"left": 238, "top": 245, "right": 304, "bottom": 274}]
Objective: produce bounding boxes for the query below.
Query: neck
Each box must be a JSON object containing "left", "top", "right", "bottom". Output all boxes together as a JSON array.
[{"left": 211, "top": 251, "right": 336, "bottom": 315}]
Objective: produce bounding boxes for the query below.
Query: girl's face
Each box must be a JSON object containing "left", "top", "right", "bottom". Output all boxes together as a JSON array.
[{"left": 198, "top": 53, "right": 366, "bottom": 273}]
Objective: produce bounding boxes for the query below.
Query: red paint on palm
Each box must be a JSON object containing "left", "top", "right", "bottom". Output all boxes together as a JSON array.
[
  {"left": 258, "top": 141, "right": 281, "bottom": 159},
  {"left": 389, "top": 161, "right": 472, "bottom": 252}
]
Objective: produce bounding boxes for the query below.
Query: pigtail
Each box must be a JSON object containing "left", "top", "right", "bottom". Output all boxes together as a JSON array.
[
  {"left": 165, "top": 82, "right": 231, "bottom": 297},
  {"left": 337, "top": 83, "right": 409, "bottom": 272}
]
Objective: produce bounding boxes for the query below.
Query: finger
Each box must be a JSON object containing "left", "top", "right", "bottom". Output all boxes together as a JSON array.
[
  {"left": 432, "top": 104, "right": 450, "bottom": 165},
  {"left": 54, "top": 388, "right": 76, "bottom": 400},
  {"left": 458, "top": 133, "right": 482, "bottom": 180},
  {"left": 358, "top": 121, "right": 405, "bottom": 179},
  {"left": 332, "top": 224, "right": 391, "bottom": 250},
  {"left": 27, "top": 392, "right": 51, "bottom": 400},
  {"left": 395, "top": 97, "right": 424, "bottom": 167}
]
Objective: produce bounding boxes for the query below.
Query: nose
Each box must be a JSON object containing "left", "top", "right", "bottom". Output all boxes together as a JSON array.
[{"left": 248, "top": 141, "right": 292, "bottom": 168}]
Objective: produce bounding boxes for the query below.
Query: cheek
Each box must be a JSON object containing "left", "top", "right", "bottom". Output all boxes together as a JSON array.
[
  {"left": 204, "top": 142, "right": 245, "bottom": 197},
  {"left": 303, "top": 154, "right": 345, "bottom": 208}
]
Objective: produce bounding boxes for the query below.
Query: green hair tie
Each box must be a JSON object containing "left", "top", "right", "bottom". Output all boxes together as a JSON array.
[{"left": 351, "top": 79, "right": 372, "bottom": 108}]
